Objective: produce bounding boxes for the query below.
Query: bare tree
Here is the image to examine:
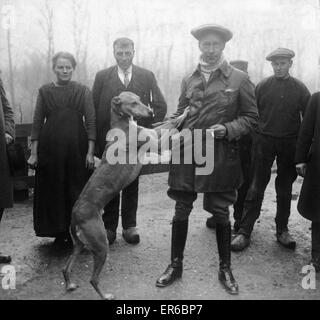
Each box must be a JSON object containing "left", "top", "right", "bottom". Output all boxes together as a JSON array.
[
  {"left": 38, "top": 0, "right": 55, "bottom": 82},
  {"left": 6, "top": 28, "right": 16, "bottom": 110},
  {"left": 72, "top": 0, "right": 90, "bottom": 85}
]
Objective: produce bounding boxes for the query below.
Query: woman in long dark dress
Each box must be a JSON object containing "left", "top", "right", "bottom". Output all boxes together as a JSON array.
[
  {"left": 28, "top": 52, "right": 96, "bottom": 246},
  {"left": 295, "top": 92, "right": 320, "bottom": 271}
]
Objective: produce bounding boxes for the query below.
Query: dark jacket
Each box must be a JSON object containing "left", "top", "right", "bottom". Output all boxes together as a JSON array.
[
  {"left": 168, "top": 61, "right": 258, "bottom": 192},
  {"left": 0, "top": 78, "right": 15, "bottom": 208},
  {"left": 92, "top": 64, "right": 167, "bottom": 157},
  {"left": 295, "top": 92, "right": 320, "bottom": 222}
]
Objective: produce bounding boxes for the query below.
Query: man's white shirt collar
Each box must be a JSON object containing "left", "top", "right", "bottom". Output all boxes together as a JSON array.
[{"left": 117, "top": 65, "right": 133, "bottom": 85}]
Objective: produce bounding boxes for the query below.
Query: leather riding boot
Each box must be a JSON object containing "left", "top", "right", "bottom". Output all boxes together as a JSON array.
[
  {"left": 156, "top": 219, "right": 188, "bottom": 287},
  {"left": 216, "top": 222, "right": 239, "bottom": 295}
]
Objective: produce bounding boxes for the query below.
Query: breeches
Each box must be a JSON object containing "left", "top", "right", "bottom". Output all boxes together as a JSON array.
[{"left": 167, "top": 188, "right": 237, "bottom": 226}]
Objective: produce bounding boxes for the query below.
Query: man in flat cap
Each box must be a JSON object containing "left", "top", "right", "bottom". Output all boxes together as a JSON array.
[
  {"left": 156, "top": 24, "right": 258, "bottom": 295},
  {"left": 206, "top": 60, "right": 254, "bottom": 232},
  {"left": 231, "top": 48, "right": 311, "bottom": 252}
]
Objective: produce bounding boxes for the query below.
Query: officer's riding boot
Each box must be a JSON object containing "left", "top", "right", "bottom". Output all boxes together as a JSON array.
[
  {"left": 156, "top": 219, "right": 188, "bottom": 287},
  {"left": 216, "top": 222, "right": 239, "bottom": 295}
]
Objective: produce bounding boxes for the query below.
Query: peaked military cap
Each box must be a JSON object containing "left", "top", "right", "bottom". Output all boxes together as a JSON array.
[
  {"left": 191, "top": 24, "right": 233, "bottom": 42},
  {"left": 230, "top": 60, "right": 248, "bottom": 73},
  {"left": 266, "top": 48, "right": 295, "bottom": 61}
]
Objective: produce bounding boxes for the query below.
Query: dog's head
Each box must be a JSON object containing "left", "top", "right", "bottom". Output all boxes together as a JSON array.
[{"left": 111, "top": 92, "right": 154, "bottom": 119}]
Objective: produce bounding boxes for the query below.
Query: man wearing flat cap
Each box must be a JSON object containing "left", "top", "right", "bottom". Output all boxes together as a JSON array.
[
  {"left": 156, "top": 24, "right": 258, "bottom": 295},
  {"left": 231, "top": 48, "right": 311, "bottom": 252}
]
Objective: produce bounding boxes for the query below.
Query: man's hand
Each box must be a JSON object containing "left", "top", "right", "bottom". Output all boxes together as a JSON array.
[
  {"left": 5, "top": 133, "right": 13, "bottom": 145},
  {"left": 86, "top": 153, "right": 95, "bottom": 170},
  {"left": 210, "top": 124, "right": 227, "bottom": 139},
  {"left": 296, "top": 163, "right": 307, "bottom": 177},
  {"left": 27, "top": 154, "right": 38, "bottom": 170}
]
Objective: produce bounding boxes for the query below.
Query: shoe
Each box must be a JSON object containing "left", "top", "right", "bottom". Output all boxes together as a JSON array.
[
  {"left": 156, "top": 259, "right": 183, "bottom": 287},
  {"left": 106, "top": 229, "right": 116, "bottom": 245},
  {"left": 219, "top": 265, "right": 239, "bottom": 295},
  {"left": 277, "top": 231, "right": 296, "bottom": 250},
  {"left": 231, "top": 234, "right": 250, "bottom": 252},
  {"left": 206, "top": 216, "right": 216, "bottom": 229},
  {"left": 0, "top": 255, "right": 11, "bottom": 264},
  {"left": 122, "top": 227, "right": 140, "bottom": 244}
]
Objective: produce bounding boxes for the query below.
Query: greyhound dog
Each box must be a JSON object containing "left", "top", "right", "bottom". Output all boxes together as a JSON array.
[{"left": 62, "top": 91, "right": 189, "bottom": 300}]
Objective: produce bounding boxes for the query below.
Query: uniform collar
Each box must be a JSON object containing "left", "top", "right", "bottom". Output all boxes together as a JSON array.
[{"left": 194, "top": 60, "right": 232, "bottom": 78}]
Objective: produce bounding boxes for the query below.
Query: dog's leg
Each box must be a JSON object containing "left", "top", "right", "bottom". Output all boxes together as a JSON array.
[
  {"left": 62, "top": 240, "right": 84, "bottom": 291},
  {"left": 90, "top": 249, "right": 115, "bottom": 300}
]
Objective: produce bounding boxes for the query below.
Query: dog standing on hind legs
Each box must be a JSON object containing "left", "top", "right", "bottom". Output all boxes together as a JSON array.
[{"left": 62, "top": 91, "right": 189, "bottom": 300}]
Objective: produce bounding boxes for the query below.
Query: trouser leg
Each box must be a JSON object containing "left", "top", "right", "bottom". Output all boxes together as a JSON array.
[
  {"left": 233, "top": 182, "right": 249, "bottom": 231},
  {"left": 103, "top": 194, "right": 120, "bottom": 231},
  {"left": 238, "top": 135, "right": 275, "bottom": 237},
  {"left": 121, "top": 176, "right": 139, "bottom": 230},
  {"left": 233, "top": 134, "right": 253, "bottom": 231},
  {"left": 274, "top": 138, "right": 297, "bottom": 234}
]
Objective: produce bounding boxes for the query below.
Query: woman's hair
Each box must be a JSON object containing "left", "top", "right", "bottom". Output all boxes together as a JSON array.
[{"left": 52, "top": 52, "right": 77, "bottom": 69}]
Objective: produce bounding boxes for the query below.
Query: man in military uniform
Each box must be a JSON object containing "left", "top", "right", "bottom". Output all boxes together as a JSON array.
[
  {"left": 231, "top": 48, "right": 311, "bottom": 251},
  {"left": 155, "top": 24, "right": 258, "bottom": 295}
]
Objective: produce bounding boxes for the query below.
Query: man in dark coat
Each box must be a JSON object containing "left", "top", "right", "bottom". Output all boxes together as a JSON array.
[
  {"left": 0, "top": 77, "right": 15, "bottom": 263},
  {"left": 92, "top": 38, "right": 167, "bottom": 245},
  {"left": 231, "top": 48, "right": 311, "bottom": 252},
  {"left": 155, "top": 24, "right": 258, "bottom": 295},
  {"left": 295, "top": 92, "right": 320, "bottom": 272}
]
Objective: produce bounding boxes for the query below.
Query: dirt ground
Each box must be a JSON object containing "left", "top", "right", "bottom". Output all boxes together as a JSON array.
[{"left": 0, "top": 171, "right": 319, "bottom": 300}]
